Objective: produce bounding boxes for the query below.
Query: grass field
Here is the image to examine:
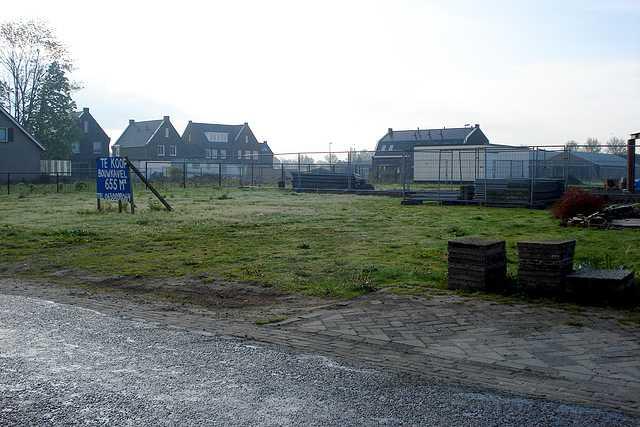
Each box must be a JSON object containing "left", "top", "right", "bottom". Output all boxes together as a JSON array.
[{"left": 0, "top": 186, "right": 638, "bottom": 298}]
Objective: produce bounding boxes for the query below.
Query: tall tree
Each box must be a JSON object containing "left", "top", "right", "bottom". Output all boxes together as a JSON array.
[
  {"left": 30, "top": 62, "right": 80, "bottom": 159},
  {"left": 0, "top": 19, "right": 70, "bottom": 127},
  {"left": 606, "top": 136, "right": 627, "bottom": 156},
  {"left": 565, "top": 140, "right": 578, "bottom": 151},
  {"left": 584, "top": 137, "right": 601, "bottom": 153}
]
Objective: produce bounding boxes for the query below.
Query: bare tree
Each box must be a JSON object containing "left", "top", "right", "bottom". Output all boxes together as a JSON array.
[
  {"left": 0, "top": 19, "right": 70, "bottom": 127},
  {"left": 606, "top": 136, "right": 626, "bottom": 156},
  {"left": 565, "top": 140, "right": 578, "bottom": 151},
  {"left": 584, "top": 137, "right": 601, "bottom": 153}
]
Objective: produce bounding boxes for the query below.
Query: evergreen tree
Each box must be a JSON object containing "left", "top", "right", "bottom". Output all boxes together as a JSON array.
[{"left": 30, "top": 62, "right": 80, "bottom": 159}]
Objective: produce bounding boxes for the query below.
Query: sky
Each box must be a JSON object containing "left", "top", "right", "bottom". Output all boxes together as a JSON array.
[{"left": 6, "top": 0, "right": 640, "bottom": 154}]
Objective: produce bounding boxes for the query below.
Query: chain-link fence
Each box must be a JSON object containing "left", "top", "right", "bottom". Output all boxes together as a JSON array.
[{"left": 1, "top": 145, "right": 638, "bottom": 207}]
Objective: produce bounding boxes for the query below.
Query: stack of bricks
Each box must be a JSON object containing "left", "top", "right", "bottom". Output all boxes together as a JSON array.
[
  {"left": 448, "top": 238, "right": 506, "bottom": 291},
  {"left": 517, "top": 240, "right": 576, "bottom": 295}
]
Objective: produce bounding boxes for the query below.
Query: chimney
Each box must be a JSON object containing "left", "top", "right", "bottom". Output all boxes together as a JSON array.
[
  {"left": 188, "top": 120, "right": 192, "bottom": 124},
  {"left": 83, "top": 107, "right": 89, "bottom": 113},
  {"left": 163, "top": 115, "right": 170, "bottom": 122},
  {"left": 388, "top": 127, "right": 393, "bottom": 136},
  {"left": 129, "top": 119, "right": 135, "bottom": 125},
  {"left": 475, "top": 123, "right": 480, "bottom": 128}
]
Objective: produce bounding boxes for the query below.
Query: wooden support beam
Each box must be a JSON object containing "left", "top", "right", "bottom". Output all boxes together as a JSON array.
[{"left": 125, "top": 158, "right": 173, "bottom": 211}]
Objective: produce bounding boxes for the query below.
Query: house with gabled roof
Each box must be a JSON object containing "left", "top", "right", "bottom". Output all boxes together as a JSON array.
[
  {"left": 372, "top": 124, "right": 490, "bottom": 180},
  {"left": 112, "top": 116, "right": 182, "bottom": 161},
  {"left": 73, "top": 107, "right": 110, "bottom": 173},
  {"left": 181, "top": 121, "right": 273, "bottom": 165},
  {"left": 0, "top": 104, "right": 45, "bottom": 180}
]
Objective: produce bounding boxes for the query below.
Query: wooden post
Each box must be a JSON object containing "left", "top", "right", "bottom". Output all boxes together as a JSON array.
[
  {"left": 6, "top": 173, "right": 9, "bottom": 195},
  {"left": 125, "top": 157, "right": 172, "bottom": 211},
  {"left": 628, "top": 137, "right": 636, "bottom": 193},
  {"left": 97, "top": 198, "right": 101, "bottom": 211},
  {"left": 218, "top": 163, "right": 222, "bottom": 188},
  {"left": 182, "top": 161, "right": 187, "bottom": 189},
  {"left": 56, "top": 173, "right": 60, "bottom": 193},
  {"left": 118, "top": 200, "right": 123, "bottom": 213},
  {"left": 129, "top": 179, "right": 135, "bottom": 214}
]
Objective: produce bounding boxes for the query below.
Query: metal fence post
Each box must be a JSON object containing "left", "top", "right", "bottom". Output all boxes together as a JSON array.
[
  {"left": 564, "top": 147, "right": 569, "bottom": 191},
  {"left": 348, "top": 150, "right": 352, "bottom": 190},
  {"left": 251, "top": 158, "right": 255, "bottom": 186},
  {"left": 56, "top": 173, "right": 60, "bottom": 193},
  {"left": 145, "top": 162, "right": 149, "bottom": 189},
  {"left": 530, "top": 147, "right": 538, "bottom": 208},
  {"left": 297, "top": 153, "right": 301, "bottom": 189},
  {"left": 182, "top": 161, "right": 187, "bottom": 188},
  {"left": 281, "top": 163, "right": 285, "bottom": 189},
  {"left": 6, "top": 173, "right": 9, "bottom": 195},
  {"left": 218, "top": 163, "right": 222, "bottom": 188}
]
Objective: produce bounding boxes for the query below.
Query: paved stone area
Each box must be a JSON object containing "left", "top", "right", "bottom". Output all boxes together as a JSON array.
[
  {"left": 272, "top": 292, "right": 640, "bottom": 414},
  {"left": 2, "top": 279, "right": 639, "bottom": 416}
]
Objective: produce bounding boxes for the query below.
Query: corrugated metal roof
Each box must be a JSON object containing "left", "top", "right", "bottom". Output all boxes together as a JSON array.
[{"left": 568, "top": 151, "right": 628, "bottom": 167}]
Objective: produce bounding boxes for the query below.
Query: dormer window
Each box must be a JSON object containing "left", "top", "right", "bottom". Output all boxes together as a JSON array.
[{"left": 205, "top": 132, "right": 228, "bottom": 143}]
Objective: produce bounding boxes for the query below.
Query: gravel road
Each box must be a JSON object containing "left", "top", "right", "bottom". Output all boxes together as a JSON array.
[{"left": 0, "top": 294, "right": 636, "bottom": 426}]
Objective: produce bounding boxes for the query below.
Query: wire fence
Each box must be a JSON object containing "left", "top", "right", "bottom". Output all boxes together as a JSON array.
[{"left": 1, "top": 145, "right": 638, "bottom": 207}]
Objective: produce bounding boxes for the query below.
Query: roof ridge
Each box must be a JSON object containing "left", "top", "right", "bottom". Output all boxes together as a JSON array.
[{"left": 0, "top": 104, "right": 45, "bottom": 151}]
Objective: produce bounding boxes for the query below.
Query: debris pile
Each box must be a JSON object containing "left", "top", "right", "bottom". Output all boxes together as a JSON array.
[{"left": 567, "top": 204, "right": 640, "bottom": 228}]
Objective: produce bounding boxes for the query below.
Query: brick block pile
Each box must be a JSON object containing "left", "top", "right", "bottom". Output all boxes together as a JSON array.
[
  {"left": 448, "top": 238, "right": 506, "bottom": 291},
  {"left": 566, "top": 269, "right": 635, "bottom": 303},
  {"left": 517, "top": 240, "right": 576, "bottom": 294}
]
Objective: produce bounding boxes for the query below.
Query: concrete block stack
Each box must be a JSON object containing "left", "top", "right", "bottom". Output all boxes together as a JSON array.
[
  {"left": 448, "top": 238, "right": 506, "bottom": 291},
  {"left": 517, "top": 240, "right": 576, "bottom": 294}
]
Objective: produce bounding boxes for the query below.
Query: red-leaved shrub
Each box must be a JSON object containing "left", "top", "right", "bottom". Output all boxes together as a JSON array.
[{"left": 551, "top": 188, "right": 606, "bottom": 220}]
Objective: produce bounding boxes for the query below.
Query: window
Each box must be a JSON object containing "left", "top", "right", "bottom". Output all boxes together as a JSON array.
[
  {"left": 93, "top": 141, "right": 102, "bottom": 154},
  {"left": 219, "top": 149, "right": 226, "bottom": 159},
  {"left": 72, "top": 142, "right": 80, "bottom": 154},
  {"left": 83, "top": 121, "right": 89, "bottom": 134},
  {"left": 0, "top": 128, "right": 7, "bottom": 143},
  {"left": 113, "top": 146, "right": 120, "bottom": 156},
  {"left": 245, "top": 135, "right": 249, "bottom": 144},
  {"left": 244, "top": 150, "right": 251, "bottom": 159},
  {"left": 165, "top": 127, "right": 169, "bottom": 138},
  {"left": 205, "top": 132, "right": 228, "bottom": 143},
  {"left": 188, "top": 133, "right": 192, "bottom": 143},
  {"left": 168, "top": 145, "right": 177, "bottom": 157},
  {"left": 157, "top": 145, "right": 165, "bottom": 156},
  {"left": 237, "top": 150, "right": 242, "bottom": 159},
  {"left": 388, "top": 144, "right": 394, "bottom": 151},
  {"left": 205, "top": 149, "right": 212, "bottom": 159},
  {"left": 253, "top": 150, "right": 259, "bottom": 160},
  {"left": 211, "top": 149, "right": 218, "bottom": 159}
]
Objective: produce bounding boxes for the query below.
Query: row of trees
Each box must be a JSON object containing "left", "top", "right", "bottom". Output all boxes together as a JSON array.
[
  {"left": 0, "top": 20, "right": 80, "bottom": 159},
  {"left": 565, "top": 137, "right": 628, "bottom": 155}
]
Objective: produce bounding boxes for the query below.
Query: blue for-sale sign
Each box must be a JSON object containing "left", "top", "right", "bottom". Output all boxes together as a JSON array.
[{"left": 96, "top": 157, "right": 132, "bottom": 201}]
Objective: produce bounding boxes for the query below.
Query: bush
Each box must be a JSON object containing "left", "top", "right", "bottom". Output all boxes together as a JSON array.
[{"left": 551, "top": 188, "right": 606, "bottom": 220}]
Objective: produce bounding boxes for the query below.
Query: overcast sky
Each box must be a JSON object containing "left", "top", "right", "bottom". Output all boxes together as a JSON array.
[{"left": 7, "top": 0, "right": 640, "bottom": 153}]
